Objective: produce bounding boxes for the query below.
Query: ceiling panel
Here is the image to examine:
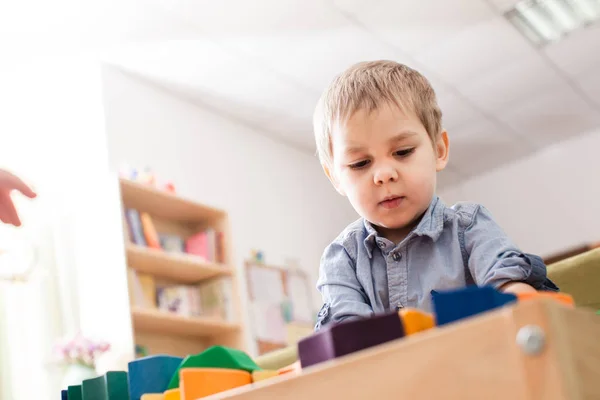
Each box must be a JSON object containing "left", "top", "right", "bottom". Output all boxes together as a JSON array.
[
  {"left": 332, "top": 0, "right": 496, "bottom": 56},
  {"left": 447, "top": 118, "right": 531, "bottom": 175},
  {"left": 156, "top": 0, "right": 414, "bottom": 93},
  {"left": 155, "top": 0, "right": 344, "bottom": 35},
  {"left": 413, "top": 16, "right": 533, "bottom": 85},
  {"left": 543, "top": 23, "right": 600, "bottom": 79},
  {"left": 499, "top": 85, "right": 600, "bottom": 147},
  {"left": 218, "top": 27, "right": 411, "bottom": 94},
  {"left": 457, "top": 53, "right": 565, "bottom": 113},
  {"left": 106, "top": 39, "right": 318, "bottom": 132}
]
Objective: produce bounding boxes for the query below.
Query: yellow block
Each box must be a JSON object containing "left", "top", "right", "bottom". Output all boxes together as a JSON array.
[
  {"left": 141, "top": 395, "right": 164, "bottom": 400},
  {"left": 164, "top": 388, "right": 180, "bottom": 400},
  {"left": 399, "top": 308, "right": 435, "bottom": 335},
  {"left": 252, "top": 370, "right": 279, "bottom": 382}
]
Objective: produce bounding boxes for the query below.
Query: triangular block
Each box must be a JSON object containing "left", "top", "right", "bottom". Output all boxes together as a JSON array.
[{"left": 167, "top": 346, "right": 260, "bottom": 389}]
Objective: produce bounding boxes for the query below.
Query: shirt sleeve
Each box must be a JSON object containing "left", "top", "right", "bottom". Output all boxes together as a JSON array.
[
  {"left": 462, "top": 205, "right": 549, "bottom": 290},
  {"left": 315, "top": 240, "right": 373, "bottom": 330}
]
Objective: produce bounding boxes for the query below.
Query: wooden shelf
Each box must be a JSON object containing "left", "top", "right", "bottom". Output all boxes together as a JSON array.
[
  {"left": 131, "top": 307, "right": 240, "bottom": 338},
  {"left": 119, "top": 178, "right": 226, "bottom": 223},
  {"left": 126, "top": 244, "right": 232, "bottom": 283}
]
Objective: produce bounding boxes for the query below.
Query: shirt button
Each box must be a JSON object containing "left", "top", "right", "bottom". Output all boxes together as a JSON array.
[
  {"left": 377, "top": 240, "right": 385, "bottom": 249},
  {"left": 392, "top": 253, "right": 402, "bottom": 261}
]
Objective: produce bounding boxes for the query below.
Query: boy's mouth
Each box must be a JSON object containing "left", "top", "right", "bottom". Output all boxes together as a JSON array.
[{"left": 379, "top": 195, "right": 404, "bottom": 209}]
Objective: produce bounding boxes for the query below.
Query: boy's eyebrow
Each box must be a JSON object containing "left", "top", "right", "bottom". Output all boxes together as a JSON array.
[{"left": 388, "top": 131, "right": 419, "bottom": 143}]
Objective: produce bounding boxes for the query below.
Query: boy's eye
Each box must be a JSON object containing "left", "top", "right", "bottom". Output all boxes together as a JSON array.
[
  {"left": 394, "top": 148, "right": 415, "bottom": 157},
  {"left": 348, "top": 160, "right": 370, "bottom": 169}
]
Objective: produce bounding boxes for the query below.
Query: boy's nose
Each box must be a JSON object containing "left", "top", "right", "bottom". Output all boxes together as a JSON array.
[{"left": 373, "top": 166, "right": 398, "bottom": 185}]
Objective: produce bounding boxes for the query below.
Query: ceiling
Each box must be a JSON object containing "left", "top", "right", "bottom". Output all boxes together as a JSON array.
[{"left": 91, "top": 0, "right": 600, "bottom": 187}]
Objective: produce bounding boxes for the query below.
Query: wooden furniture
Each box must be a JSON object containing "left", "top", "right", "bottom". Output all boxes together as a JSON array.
[
  {"left": 205, "top": 298, "right": 600, "bottom": 400},
  {"left": 119, "top": 178, "right": 247, "bottom": 357}
]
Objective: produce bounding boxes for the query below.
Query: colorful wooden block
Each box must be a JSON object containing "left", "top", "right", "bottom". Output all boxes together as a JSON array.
[
  {"left": 167, "top": 346, "right": 260, "bottom": 389},
  {"left": 128, "top": 355, "right": 182, "bottom": 400},
  {"left": 82, "top": 376, "right": 107, "bottom": 400},
  {"left": 82, "top": 371, "right": 129, "bottom": 400},
  {"left": 297, "top": 311, "right": 404, "bottom": 368},
  {"left": 398, "top": 308, "right": 435, "bottom": 335},
  {"left": 517, "top": 291, "right": 574, "bottom": 307},
  {"left": 180, "top": 368, "right": 252, "bottom": 399},
  {"left": 140, "top": 395, "right": 163, "bottom": 400},
  {"left": 163, "top": 389, "right": 180, "bottom": 400},
  {"left": 432, "top": 285, "right": 517, "bottom": 326},
  {"left": 105, "top": 371, "right": 129, "bottom": 400},
  {"left": 68, "top": 385, "right": 83, "bottom": 400},
  {"left": 62, "top": 389, "right": 69, "bottom": 400},
  {"left": 251, "top": 370, "right": 278, "bottom": 382}
]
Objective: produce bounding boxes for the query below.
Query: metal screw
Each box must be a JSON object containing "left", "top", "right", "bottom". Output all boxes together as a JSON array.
[{"left": 516, "top": 325, "right": 546, "bottom": 355}]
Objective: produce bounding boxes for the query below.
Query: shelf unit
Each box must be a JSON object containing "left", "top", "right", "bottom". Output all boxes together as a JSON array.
[{"left": 119, "top": 178, "right": 246, "bottom": 357}]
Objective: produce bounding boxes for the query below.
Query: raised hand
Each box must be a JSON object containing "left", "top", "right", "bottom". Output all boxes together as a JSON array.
[{"left": 0, "top": 169, "right": 36, "bottom": 227}]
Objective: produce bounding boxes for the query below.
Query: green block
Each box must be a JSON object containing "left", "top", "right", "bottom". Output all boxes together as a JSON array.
[
  {"left": 106, "top": 371, "right": 129, "bottom": 400},
  {"left": 167, "top": 346, "right": 261, "bottom": 389},
  {"left": 68, "top": 385, "right": 83, "bottom": 400},
  {"left": 81, "top": 372, "right": 129, "bottom": 400},
  {"left": 82, "top": 376, "right": 107, "bottom": 400}
]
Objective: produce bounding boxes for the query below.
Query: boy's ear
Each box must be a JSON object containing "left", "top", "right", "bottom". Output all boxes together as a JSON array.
[
  {"left": 323, "top": 165, "right": 345, "bottom": 196},
  {"left": 435, "top": 130, "right": 450, "bottom": 172}
]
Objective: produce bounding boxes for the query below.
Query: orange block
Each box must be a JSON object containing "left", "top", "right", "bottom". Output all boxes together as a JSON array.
[
  {"left": 399, "top": 308, "right": 435, "bottom": 335},
  {"left": 141, "top": 395, "right": 164, "bottom": 400},
  {"left": 252, "top": 370, "right": 278, "bottom": 382},
  {"left": 163, "top": 388, "right": 180, "bottom": 400},
  {"left": 517, "top": 292, "right": 575, "bottom": 307},
  {"left": 180, "top": 368, "right": 251, "bottom": 399}
]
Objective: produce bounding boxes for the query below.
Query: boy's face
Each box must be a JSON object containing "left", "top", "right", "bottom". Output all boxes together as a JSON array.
[{"left": 329, "top": 103, "right": 449, "bottom": 241}]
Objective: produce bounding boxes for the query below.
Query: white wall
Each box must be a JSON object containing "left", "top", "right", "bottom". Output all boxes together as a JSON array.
[
  {"left": 100, "top": 65, "right": 357, "bottom": 353},
  {"left": 439, "top": 129, "right": 600, "bottom": 259}
]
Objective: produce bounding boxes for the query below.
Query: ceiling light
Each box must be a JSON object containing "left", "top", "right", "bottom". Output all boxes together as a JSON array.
[{"left": 506, "top": 0, "right": 600, "bottom": 46}]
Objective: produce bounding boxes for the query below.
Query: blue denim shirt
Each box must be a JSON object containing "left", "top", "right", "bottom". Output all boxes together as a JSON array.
[{"left": 315, "top": 195, "right": 557, "bottom": 330}]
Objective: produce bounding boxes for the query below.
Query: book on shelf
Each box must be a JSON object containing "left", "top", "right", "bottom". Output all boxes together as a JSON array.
[
  {"left": 123, "top": 207, "right": 226, "bottom": 263},
  {"left": 152, "top": 277, "right": 235, "bottom": 322},
  {"left": 157, "top": 285, "right": 202, "bottom": 317},
  {"left": 139, "top": 212, "right": 161, "bottom": 249},
  {"left": 198, "top": 276, "right": 235, "bottom": 322},
  {"left": 125, "top": 209, "right": 147, "bottom": 247},
  {"left": 186, "top": 228, "right": 226, "bottom": 263},
  {"left": 127, "top": 269, "right": 157, "bottom": 308}
]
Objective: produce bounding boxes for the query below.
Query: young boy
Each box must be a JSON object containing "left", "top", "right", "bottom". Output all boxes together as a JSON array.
[{"left": 313, "top": 60, "right": 557, "bottom": 330}]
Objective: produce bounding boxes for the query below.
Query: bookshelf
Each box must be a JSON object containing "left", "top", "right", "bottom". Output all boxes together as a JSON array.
[{"left": 119, "top": 178, "right": 246, "bottom": 358}]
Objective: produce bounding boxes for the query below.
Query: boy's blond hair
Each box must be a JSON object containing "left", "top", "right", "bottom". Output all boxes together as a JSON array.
[{"left": 313, "top": 60, "right": 443, "bottom": 170}]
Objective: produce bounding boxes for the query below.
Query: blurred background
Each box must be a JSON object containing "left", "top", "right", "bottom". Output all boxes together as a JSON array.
[{"left": 0, "top": 0, "right": 599, "bottom": 398}]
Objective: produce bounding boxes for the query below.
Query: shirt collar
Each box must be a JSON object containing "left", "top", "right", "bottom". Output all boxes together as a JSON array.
[{"left": 363, "top": 195, "right": 445, "bottom": 258}]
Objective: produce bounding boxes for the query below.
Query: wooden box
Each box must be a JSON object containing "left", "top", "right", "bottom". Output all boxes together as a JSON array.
[{"left": 203, "top": 298, "right": 600, "bottom": 399}]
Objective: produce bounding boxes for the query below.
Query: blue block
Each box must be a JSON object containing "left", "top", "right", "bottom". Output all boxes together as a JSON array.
[
  {"left": 127, "top": 355, "right": 183, "bottom": 400},
  {"left": 432, "top": 285, "right": 517, "bottom": 326},
  {"left": 62, "top": 389, "right": 69, "bottom": 400}
]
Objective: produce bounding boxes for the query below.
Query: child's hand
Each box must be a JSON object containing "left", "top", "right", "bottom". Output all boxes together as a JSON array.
[{"left": 0, "top": 169, "right": 36, "bottom": 227}]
